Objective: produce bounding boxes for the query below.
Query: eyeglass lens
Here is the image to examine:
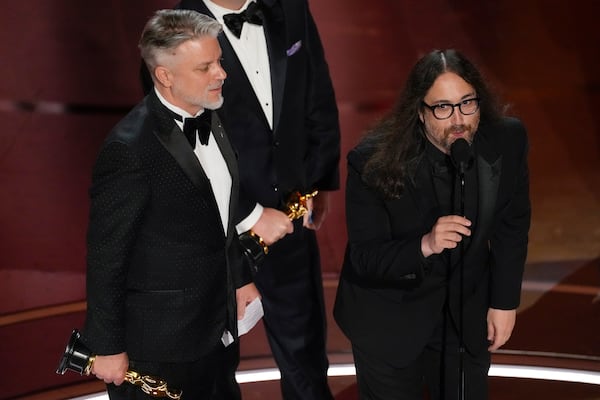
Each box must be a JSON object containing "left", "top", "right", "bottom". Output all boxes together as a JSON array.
[{"left": 432, "top": 98, "right": 479, "bottom": 119}]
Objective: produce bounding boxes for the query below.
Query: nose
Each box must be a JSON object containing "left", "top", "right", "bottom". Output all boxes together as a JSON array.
[
  {"left": 450, "top": 106, "right": 464, "bottom": 123},
  {"left": 215, "top": 64, "right": 227, "bottom": 80}
]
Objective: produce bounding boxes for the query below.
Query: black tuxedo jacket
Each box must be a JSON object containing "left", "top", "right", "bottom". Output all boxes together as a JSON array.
[
  {"left": 178, "top": 0, "right": 340, "bottom": 223},
  {"left": 334, "top": 117, "right": 531, "bottom": 367},
  {"left": 82, "top": 91, "right": 252, "bottom": 363}
]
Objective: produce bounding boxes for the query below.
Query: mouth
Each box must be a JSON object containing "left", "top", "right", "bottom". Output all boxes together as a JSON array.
[
  {"left": 447, "top": 132, "right": 464, "bottom": 143},
  {"left": 209, "top": 81, "right": 224, "bottom": 91},
  {"left": 446, "top": 125, "right": 468, "bottom": 138}
]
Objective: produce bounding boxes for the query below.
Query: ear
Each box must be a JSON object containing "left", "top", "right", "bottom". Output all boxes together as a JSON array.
[
  {"left": 418, "top": 110, "right": 424, "bottom": 124},
  {"left": 154, "top": 66, "right": 172, "bottom": 88}
]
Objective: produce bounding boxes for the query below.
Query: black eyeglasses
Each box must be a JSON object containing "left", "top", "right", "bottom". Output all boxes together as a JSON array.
[{"left": 422, "top": 97, "right": 480, "bottom": 120}]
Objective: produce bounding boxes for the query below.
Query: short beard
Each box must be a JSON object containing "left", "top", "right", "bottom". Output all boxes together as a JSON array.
[
  {"left": 204, "top": 95, "right": 224, "bottom": 110},
  {"left": 442, "top": 124, "right": 474, "bottom": 150}
]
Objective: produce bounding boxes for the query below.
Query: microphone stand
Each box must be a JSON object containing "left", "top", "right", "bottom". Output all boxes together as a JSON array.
[
  {"left": 451, "top": 137, "right": 471, "bottom": 400},
  {"left": 457, "top": 166, "right": 466, "bottom": 400}
]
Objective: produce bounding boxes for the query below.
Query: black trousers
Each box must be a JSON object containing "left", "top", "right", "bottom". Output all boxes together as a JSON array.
[
  {"left": 106, "top": 341, "right": 241, "bottom": 400},
  {"left": 352, "top": 314, "right": 490, "bottom": 400},
  {"left": 254, "top": 225, "right": 333, "bottom": 400}
]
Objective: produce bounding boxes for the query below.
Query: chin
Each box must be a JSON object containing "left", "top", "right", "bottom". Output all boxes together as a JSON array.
[{"left": 204, "top": 96, "right": 224, "bottom": 110}]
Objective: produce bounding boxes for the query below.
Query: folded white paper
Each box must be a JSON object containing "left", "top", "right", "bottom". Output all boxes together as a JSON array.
[{"left": 221, "top": 297, "right": 264, "bottom": 346}]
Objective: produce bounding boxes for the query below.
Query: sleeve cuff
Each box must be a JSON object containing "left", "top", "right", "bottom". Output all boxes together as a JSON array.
[{"left": 235, "top": 203, "right": 263, "bottom": 234}]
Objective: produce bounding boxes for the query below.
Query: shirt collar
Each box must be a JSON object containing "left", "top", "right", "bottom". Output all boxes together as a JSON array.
[
  {"left": 154, "top": 87, "right": 204, "bottom": 118},
  {"left": 204, "top": 0, "right": 254, "bottom": 20}
]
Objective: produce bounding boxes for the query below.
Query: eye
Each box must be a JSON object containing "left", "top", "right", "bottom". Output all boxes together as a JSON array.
[{"left": 437, "top": 103, "right": 452, "bottom": 110}]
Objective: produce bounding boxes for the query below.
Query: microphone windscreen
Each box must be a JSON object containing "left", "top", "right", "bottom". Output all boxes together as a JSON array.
[{"left": 450, "top": 138, "right": 472, "bottom": 169}]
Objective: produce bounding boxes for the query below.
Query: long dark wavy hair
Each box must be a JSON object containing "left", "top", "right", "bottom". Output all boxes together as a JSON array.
[{"left": 361, "top": 49, "right": 503, "bottom": 200}]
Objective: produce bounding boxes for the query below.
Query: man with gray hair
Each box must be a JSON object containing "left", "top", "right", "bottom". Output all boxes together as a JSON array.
[{"left": 81, "top": 9, "right": 259, "bottom": 399}]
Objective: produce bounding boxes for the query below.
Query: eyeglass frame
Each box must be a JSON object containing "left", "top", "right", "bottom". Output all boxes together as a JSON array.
[{"left": 421, "top": 97, "right": 481, "bottom": 120}]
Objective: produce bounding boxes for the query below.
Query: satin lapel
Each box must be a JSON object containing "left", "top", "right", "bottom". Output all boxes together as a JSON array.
[
  {"left": 148, "top": 93, "right": 210, "bottom": 191},
  {"left": 469, "top": 131, "right": 502, "bottom": 252},
  {"left": 218, "top": 35, "right": 252, "bottom": 90},
  {"left": 211, "top": 111, "right": 239, "bottom": 244},
  {"left": 467, "top": 156, "right": 501, "bottom": 252},
  {"left": 217, "top": 19, "right": 272, "bottom": 131},
  {"left": 262, "top": 0, "right": 287, "bottom": 134}
]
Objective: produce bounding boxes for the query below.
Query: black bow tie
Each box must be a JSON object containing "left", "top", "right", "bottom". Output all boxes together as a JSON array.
[
  {"left": 170, "top": 111, "right": 211, "bottom": 148},
  {"left": 223, "top": 1, "right": 264, "bottom": 38}
]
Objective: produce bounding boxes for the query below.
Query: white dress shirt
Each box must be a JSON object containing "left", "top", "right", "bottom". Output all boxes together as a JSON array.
[
  {"left": 205, "top": 0, "right": 272, "bottom": 234},
  {"left": 155, "top": 88, "right": 232, "bottom": 235}
]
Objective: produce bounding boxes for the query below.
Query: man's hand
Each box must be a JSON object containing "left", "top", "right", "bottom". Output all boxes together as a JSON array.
[
  {"left": 487, "top": 308, "right": 516, "bottom": 351},
  {"left": 91, "top": 352, "right": 129, "bottom": 385},
  {"left": 421, "top": 215, "right": 471, "bottom": 257},
  {"left": 236, "top": 283, "right": 261, "bottom": 320},
  {"left": 251, "top": 207, "right": 293, "bottom": 245},
  {"left": 304, "top": 191, "right": 330, "bottom": 230}
]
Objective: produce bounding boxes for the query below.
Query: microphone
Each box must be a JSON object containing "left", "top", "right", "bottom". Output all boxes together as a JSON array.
[
  {"left": 450, "top": 138, "right": 473, "bottom": 176},
  {"left": 450, "top": 138, "right": 472, "bottom": 216}
]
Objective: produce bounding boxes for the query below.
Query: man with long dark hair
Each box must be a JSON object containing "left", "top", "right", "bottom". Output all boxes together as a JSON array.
[{"left": 334, "top": 49, "right": 530, "bottom": 399}]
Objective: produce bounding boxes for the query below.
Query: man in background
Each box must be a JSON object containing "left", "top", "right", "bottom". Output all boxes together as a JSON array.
[{"left": 167, "top": 1, "right": 341, "bottom": 398}]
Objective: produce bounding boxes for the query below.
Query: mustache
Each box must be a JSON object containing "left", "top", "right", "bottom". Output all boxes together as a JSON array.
[
  {"left": 208, "top": 80, "right": 225, "bottom": 91},
  {"left": 445, "top": 124, "right": 471, "bottom": 135}
]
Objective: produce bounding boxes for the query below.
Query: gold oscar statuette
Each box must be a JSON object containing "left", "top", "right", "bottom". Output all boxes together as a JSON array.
[
  {"left": 239, "top": 190, "right": 318, "bottom": 269},
  {"left": 56, "top": 329, "right": 182, "bottom": 399}
]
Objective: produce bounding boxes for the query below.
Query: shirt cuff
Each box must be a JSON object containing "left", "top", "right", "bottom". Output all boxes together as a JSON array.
[{"left": 236, "top": 203, "right": 263, "bottom": 234}]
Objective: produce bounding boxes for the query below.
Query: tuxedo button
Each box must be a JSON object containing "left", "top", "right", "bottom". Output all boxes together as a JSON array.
[
  {"left": 271, "top": 183, "right": 279, "bottom": 191},
  {"left": 273, "top": 140, "right": 280, "bottom": 147}
]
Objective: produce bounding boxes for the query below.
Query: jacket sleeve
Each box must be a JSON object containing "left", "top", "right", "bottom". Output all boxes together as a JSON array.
[
  {"left": 489, "top": 118, "right": 531, "bottom": 310},
  {"left": 303, "top": 1, "right": 341, "bottom": 191},
  {"left": 344, "top": 150, "right": 427, "bottom": 287},
  {"left": 229, "top": 235, "right": 254, "bottom": 288},
  {"left": 82, "top": 141, "right": 149, "bottom": 355}
]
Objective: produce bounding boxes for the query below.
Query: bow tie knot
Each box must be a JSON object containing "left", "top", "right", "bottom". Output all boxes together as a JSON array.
[
  {"left": 183, "top": 112, "right": 212, "bottom": 148},
  {"left": 223, "top": 1, "right": 264, "bottom": 38},
  {"left": 168, "top": 109, "right": 212, "bottom": 148}
]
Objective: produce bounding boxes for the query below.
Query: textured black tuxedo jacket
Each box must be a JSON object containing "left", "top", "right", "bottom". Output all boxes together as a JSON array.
[
  {"left": 178, "top": 0, "right": 340, "bottom": 222},
  {"left": 334, "top": 117, "right": 531, "bottom": 367},
  {"left": 82, "top": 91, "right": 252, "bottom": 363}
]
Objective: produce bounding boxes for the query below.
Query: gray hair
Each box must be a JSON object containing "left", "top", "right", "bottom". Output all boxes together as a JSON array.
[{"left": 139, "top": 9, "right": 222, "bottom": 73}]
